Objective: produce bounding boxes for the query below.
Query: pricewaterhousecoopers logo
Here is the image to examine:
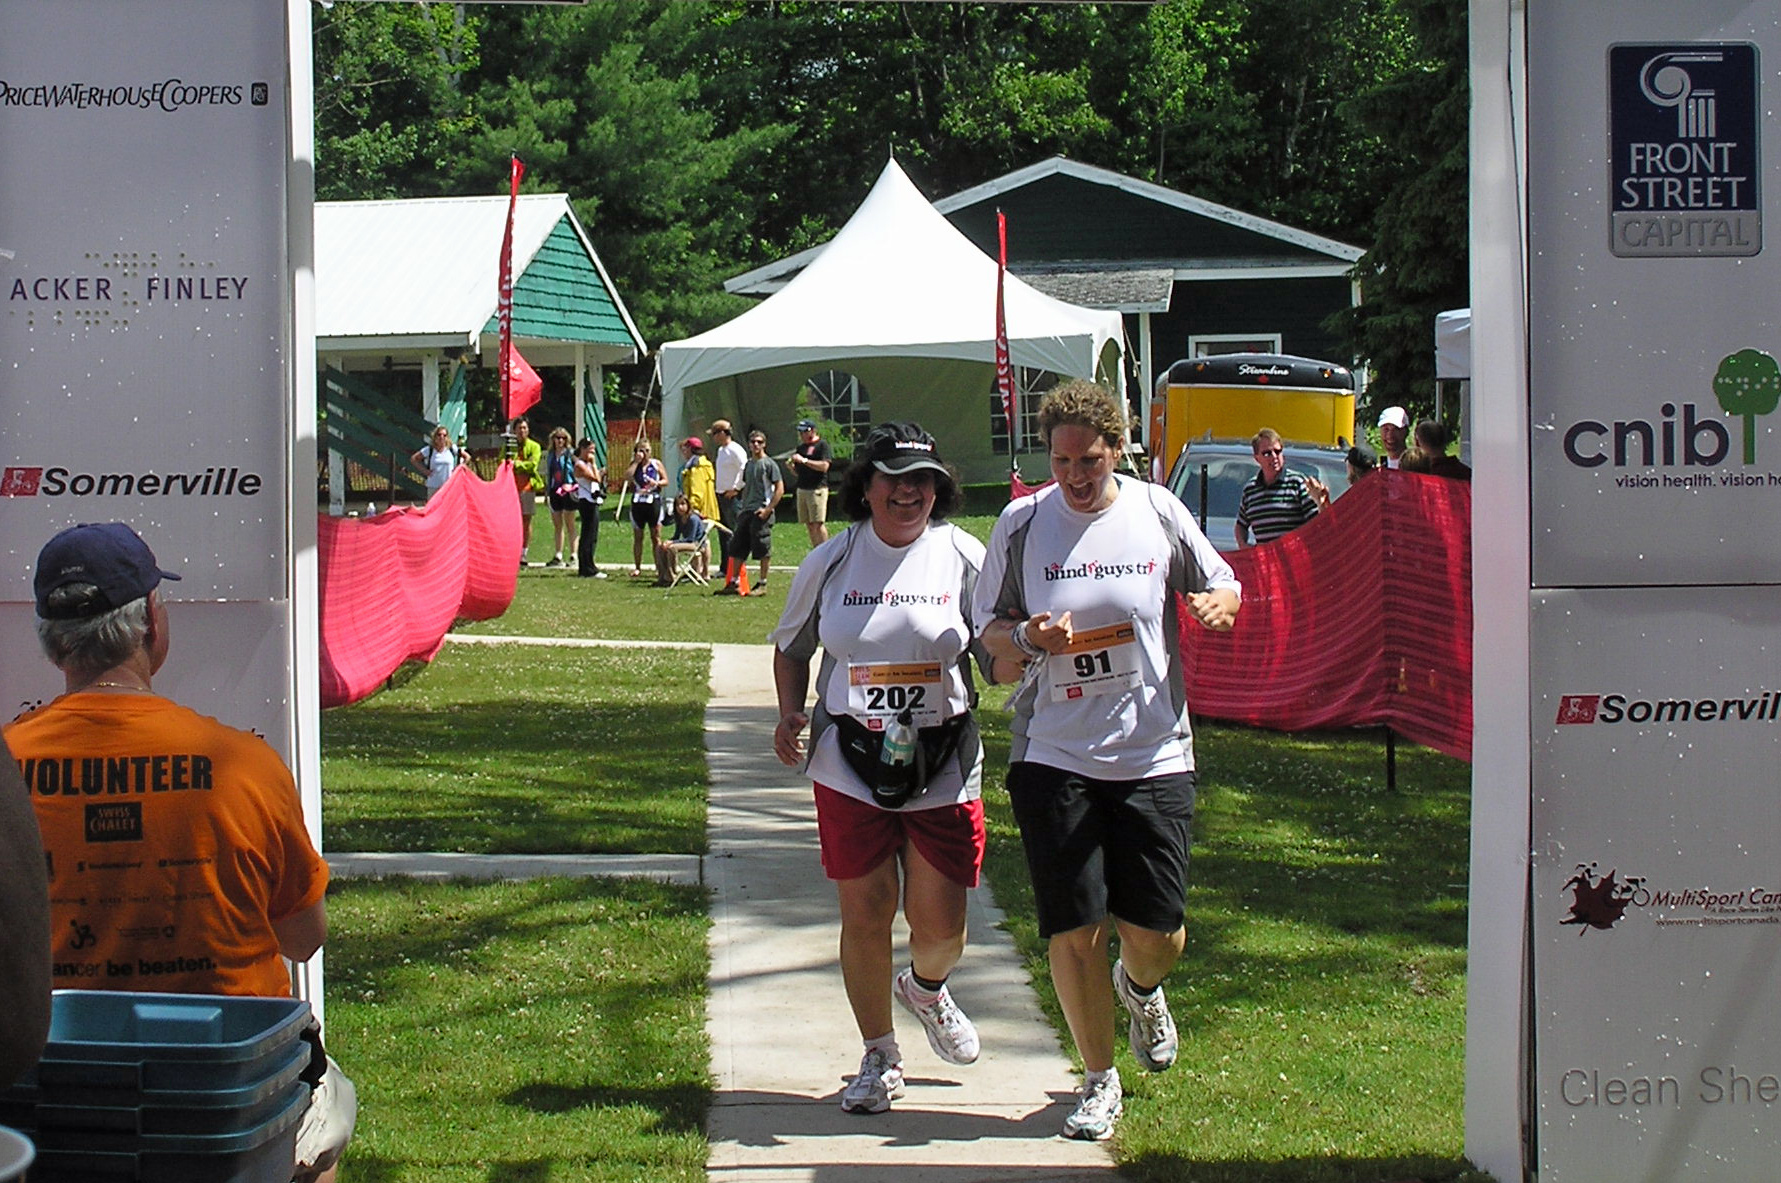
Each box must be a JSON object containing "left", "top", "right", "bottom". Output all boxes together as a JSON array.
[
  {"left": 1561, "top": 348, "right": 1781, "bottom": 471},
  {"left": 0, "top": 465, "right": 263, "bottom": 498},
  {"left": 0, "top": 78, "right": 270, "bottom": 111}
]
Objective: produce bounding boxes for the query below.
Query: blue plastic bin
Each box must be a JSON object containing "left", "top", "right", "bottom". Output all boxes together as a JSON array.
[
  {"left": 2, "top": 1035, "right": 309, "bottom": 1137},
  {"left": 21, "top": 991, "right": 311, "bottom": 1092},
  {"left": 22, "top": 1085, "right": 305, "bottom": 1183}
]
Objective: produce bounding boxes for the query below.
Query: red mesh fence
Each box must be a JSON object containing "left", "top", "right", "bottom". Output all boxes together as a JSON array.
[
  {"left": 1178, "top": 470, "right": 1473, "bottom": 760},
  {"left": 318, "top": 463, "right": 520, "bottom": 708}
]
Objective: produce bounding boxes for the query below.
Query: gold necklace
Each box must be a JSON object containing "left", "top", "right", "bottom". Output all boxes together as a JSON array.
[{"left": 86, "top": 681, "right": 149, "bottom": 692}]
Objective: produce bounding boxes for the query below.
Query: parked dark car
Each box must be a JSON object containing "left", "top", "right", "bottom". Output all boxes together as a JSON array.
[{"left": 1163, "top": 440, "right": 1351, "bottom": 550}]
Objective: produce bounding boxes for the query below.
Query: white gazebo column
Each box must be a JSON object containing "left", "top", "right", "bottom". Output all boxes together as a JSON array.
[
  {"left": 326, "top": 351, "right": 347, "bottom": 517},
  {"left": 421, "top": 350, "right": 441, "bottom": 424}
]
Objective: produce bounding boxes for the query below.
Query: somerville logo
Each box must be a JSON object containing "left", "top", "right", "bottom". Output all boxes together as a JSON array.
[
  {"left": 0, "top": 465, "right": 262, "bottom": 498},
  {"left": 1555, "top": 690, "right": 1781, "bottom": 726},
  {"left": 1562, "top": 348, "right": 1780, "bottom": 470}
]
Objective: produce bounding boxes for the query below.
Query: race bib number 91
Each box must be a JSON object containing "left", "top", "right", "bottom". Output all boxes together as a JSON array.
[{"left": 1050, "top": 622, "right": 1140, "bottom": 702}]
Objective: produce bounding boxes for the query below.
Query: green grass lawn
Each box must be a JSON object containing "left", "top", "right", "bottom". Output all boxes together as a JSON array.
[
  {"left": 324, "top": 876, "right": 708, "bottom": 1183},
  {"left": 321, "top": 641, "right": 708, "bottom": 854}
]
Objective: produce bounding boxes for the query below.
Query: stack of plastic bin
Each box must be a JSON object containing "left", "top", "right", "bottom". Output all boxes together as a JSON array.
[{"left": 1, "top": 991, "right": 312, "bottom": 1182}]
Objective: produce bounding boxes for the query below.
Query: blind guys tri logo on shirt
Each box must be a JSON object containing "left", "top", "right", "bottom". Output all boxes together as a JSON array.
[{"left": 1043, "top": 559, "right": 1158, "bottom": 582}]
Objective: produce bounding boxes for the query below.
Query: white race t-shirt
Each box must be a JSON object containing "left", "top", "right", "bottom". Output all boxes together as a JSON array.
[
  {"left": 772, "top": 520, "right": 987, "bottom": 809},
  {"left": 973, "top": 476, "right": 1239, "bottom": 780}
]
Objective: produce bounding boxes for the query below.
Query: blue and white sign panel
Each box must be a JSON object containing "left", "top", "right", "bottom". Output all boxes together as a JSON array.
[
  {"left": 1530, "top": 3, "right": 1781, "bottom": 588},
  {"left": 1610, "top": 43, "right": 1760, "bottom": 258},
  {"left": 1531, "top": 587, "right": 1781, "bottom": 1182},
  {"left": 0, "top": 0, "right": 296, "bottom": 747}
]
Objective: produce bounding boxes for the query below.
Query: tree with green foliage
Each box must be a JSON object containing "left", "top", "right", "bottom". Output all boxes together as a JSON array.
[
  {"left": 1327, "top": 0, "right": 1468, "bottom": 415},
  {"left": 1712, "top": 349, "right": 1781, "bottom": 466},
  {"left": 311, "top": 3, "right": 482, "bottom": 200}
]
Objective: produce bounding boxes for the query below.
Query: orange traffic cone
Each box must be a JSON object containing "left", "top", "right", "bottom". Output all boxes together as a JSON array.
[{"left": 735, "top": 562, "right": 751, "bottom": 596}]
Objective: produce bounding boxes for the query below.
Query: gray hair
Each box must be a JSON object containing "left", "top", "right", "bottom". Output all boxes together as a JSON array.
[{"left": 36, "top": 591, "right": 150, "bottom": 681}]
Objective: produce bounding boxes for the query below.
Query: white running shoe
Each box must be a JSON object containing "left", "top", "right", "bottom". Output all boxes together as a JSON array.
[
  {"left": 893, "top": 968, "right": 981, "bottom": 1066},
  {"left": 1113, "top": 960, "right": 1178, "bottom": 1071},
  {"left": 839, "top": 1047, "right": 905, "bottom": 1114},
  {"left": 1063, "top": 1072, "right": 1123, "bottom": 1141}
]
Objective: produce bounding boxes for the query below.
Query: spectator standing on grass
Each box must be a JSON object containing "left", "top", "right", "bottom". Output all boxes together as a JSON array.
[
  {"left": 0, "top": 735, "right": 50, "bottom": 1088},
  {"left": 974, "top": 380, "right": 1240, "bottom": 1142},
  {"left": 7, "top": 522, "right": 356, "bottom": 1182},
  {"left": 409, "top": 424, "right": 463, "bottom": 502},
  {"left": 711, "top": 419, "right": 748, "bottom": 574},
  {"left": 717, "top": 429, "right": 782, "bottom": 596},
  {"left": 573, "top": 437, "right": 608, "bottom": 579},
  {"left": 622, "top": 440, "right": 667, "bottom": 578},
  {"left": 542, "top": 427, "right": 579, "bottom": 567},
  {"left": 511, "top": 415, "right": 544, "bottom": 566},
  {"left": 787, "top": 417, "right": 833, "bottom": 546},
  {"left": 1377, "top": 406, "right": 1410, "bottom": 469},
  {"left": 772, "top": 422, "right": 1007, "bottom": 1115},
  {"left": 1234, "top": 426, "right": 1329, "bottom": 549},
  {"left": 679, "top": 435, "right": 719, "bottom": 521}
]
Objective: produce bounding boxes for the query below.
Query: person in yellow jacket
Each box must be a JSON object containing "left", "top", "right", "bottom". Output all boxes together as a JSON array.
[{"left": 679, "top": 435, "right": 719, "bottom": 521}]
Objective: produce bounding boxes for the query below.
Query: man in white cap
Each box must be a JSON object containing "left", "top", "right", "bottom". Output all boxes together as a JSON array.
[{"left": 1377, "top": 406, "right": 1410, "bottom": 469}]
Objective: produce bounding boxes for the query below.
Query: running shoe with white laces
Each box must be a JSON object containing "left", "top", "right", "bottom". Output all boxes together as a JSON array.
[
  {"left": 1112, "top": 960, "right": 1178, "bottom": 1071},
  {"left": 839, "top": 1047, "right": 905, "bottom": 1114},
  {"left": 892, "top": 967, "right": 981, "bottom": 1065},
  {"left": 1062, "top": 1071, "right": 1124, "bottom": 1141}
]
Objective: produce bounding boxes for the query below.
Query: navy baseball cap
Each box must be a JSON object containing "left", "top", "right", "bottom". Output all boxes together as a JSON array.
[
  {"left": 795, "top": 418, "right": 817, "bottom": 432},
  {"left": 34, "top": 522, "right": 181, "bottom": 620},
  {"left": 863, "top": 422, "right": 947, "bottom": 476}
]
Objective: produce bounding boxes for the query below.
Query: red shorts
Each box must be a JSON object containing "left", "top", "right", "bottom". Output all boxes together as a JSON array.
[{"left": 813, "top": 783, "right": 985, "bottom": 888}]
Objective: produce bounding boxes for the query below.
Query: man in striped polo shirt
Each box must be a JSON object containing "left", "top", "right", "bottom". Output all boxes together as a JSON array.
[{"left": 1234, "top": 427, "right": 1329, "bottom": 548}]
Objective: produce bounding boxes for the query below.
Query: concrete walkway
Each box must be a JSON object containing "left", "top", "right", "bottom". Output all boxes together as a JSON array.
[{"left": 704, "top": 643, "right": 1113, "bottom": 1182}]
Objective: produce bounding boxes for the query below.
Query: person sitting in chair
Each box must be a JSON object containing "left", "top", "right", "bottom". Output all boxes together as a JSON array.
[{"left": 654, "top": 493, "right": 710, "bottom": 586}]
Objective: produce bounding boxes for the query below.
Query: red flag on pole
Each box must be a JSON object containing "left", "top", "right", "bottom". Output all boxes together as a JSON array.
[
  {"left": 498, "top": 155, "right": 541, "bottom": 421},
  {"left": 994, "top": 209, "right": 1016, "bottom": 452},
  {"left": 504, "top": 345, "right": 542, "bottom": 421}
]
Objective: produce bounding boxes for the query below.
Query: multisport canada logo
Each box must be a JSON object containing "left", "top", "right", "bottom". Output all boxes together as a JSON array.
[
  {"left": 1561, "top": 348, "right": 1779, "bottom": 471},
  {"left": 0, "top": 465, "right": 263, "bottom": 498}
]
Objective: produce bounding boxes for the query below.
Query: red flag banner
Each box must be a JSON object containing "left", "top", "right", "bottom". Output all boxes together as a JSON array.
[
  {"left": 994, "top": 209, "right": 1016, "bottom": 450},
  {"left": 1178, "top": 471, "right": 1473, "bottom": 760},
  {"left": 498, "top": 154, "right": 525, "bottom": 421},
  {"left": 504, "top": 344, "right": 542, "bottom": 421}
]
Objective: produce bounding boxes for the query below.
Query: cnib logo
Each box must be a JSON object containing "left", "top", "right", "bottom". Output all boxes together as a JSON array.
[
  {"left": 1555, "top": 695, "right": 1601, "bottom": 724},
  {"left": 1560, "top": 862, "right": 1644, "bottom": 933},
  {"left": 1, "top": 467, "right": 44, "bottom": 496}
]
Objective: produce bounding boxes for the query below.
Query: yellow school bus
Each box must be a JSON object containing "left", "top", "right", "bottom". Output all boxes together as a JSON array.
[{"left": 1148, "top": 353, "right": 1355, "bottom": 470}]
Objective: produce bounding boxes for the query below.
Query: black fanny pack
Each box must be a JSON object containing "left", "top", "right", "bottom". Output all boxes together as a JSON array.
[{"left": 830, "top": 711, "right": 976, "bottom": 809}]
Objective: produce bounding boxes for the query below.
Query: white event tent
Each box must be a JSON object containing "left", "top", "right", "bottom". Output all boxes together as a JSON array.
[{"left": 660, "top": 158, "right": 1125, "bottom": 484}]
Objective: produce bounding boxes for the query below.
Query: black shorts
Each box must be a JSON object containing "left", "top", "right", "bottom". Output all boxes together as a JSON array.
[
  {"left": 630, "top": 499, "right": 661, "bottom": 529},
  {"left": 547, "top": 490, "right": 577, "bottom": 512},
  {"left": 736, "top": 510, "right": 773, "bottom": 559},
  {"left": 1005, "top": 761, "right": 1195, "bottom": 939}
]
